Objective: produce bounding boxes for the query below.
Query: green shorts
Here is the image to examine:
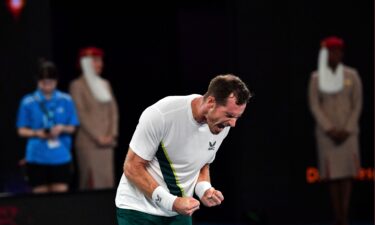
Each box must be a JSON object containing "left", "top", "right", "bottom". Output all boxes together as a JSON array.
[{"left": 116, "top": 208, "right": 192, "bottom": 225}]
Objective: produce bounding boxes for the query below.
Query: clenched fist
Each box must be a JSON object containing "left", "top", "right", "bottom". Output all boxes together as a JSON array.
[
  {"left": 172, "top": 197, "right": 200, "bottom": 216},
  {"left": 200, "top": 187, "right": 224, "bottom": 207}
]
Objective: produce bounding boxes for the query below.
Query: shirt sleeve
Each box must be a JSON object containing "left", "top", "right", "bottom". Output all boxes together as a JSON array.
[
  {"left": 308, "top": 73, "right": 334, "bottom": 131},
  {"left": 129, "top": 106, "right": 165, "bottom": 161},
  {"left": 344, "top": 70, "right": 362, "bottom": 133},
  {"left": 66, "top": 97, "right": 80, "bottom": 126},
  {"left": 105, "top": 81, "right": 119, "bottom": 137},
  {"left": 16, "top": 98, "right": 31, "bottom": 128}
]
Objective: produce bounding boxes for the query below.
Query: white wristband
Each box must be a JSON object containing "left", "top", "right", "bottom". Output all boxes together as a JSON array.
[
  {"left": 152, "top": 186, "right": 177, "bottom": 211},
  {"left": 195, "top": 181, "right": 212, "bottom": 199}
]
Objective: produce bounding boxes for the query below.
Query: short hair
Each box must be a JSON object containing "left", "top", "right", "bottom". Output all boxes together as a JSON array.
[
  {"left": 204, "top": 74, "right": 252, "bottom": 106},
  {"left": 36, "top": 59, "right": 58, "bottom": 81}
]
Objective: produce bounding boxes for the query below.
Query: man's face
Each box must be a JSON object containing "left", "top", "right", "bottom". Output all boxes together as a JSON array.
[
  {"left": 205, "top": 94, "right": 247, "bottom": 134},
  {"left": 92, "top": 56, "right": 104, "bottom": 75},
  {"left": 38, "top": 79, "right": 57, "bottom": 94}
]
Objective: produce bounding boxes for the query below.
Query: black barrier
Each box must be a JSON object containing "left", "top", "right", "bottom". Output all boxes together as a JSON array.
[{"left": 0, "top": 190, "right": 117, "bottom": 225}]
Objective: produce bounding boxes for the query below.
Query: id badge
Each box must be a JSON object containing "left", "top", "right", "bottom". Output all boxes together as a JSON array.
[{"left": 47, "top": 139, "right": 61, "bottom": 149}]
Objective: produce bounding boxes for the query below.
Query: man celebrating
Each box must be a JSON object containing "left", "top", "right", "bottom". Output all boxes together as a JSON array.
[{"left": 116, "top": 74, "right": 251, "bottom": 225}]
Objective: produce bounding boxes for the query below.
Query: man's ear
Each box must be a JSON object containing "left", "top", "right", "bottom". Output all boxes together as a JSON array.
[{"left": 206, "top": 96, "right": 216, "bottom": 109}]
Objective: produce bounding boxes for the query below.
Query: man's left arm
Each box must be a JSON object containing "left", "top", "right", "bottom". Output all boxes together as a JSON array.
[{"left": 195, "top": 164, "right": 224, "bottom": 207}]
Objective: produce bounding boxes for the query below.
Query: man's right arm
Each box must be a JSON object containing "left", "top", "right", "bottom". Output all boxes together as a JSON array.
[
  {"left": 124, "top": 148, "right": 200, "bottom": 216},
  {"left": 124, "top": 148, "right": 159, "bottom": 198}
]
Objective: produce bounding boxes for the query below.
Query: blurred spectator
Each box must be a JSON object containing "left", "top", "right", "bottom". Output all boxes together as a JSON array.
[
  {"left": 69, "top": 47, "right": 119, "bottom": 190},
  {"left": 16, "top": 59, "right": 79, "bottom": 194},
  {"left": 308, "top": 36, "right": 362, "bottom": 225}
]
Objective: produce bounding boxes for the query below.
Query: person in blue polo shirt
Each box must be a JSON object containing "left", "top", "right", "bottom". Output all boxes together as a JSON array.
[{"left": 16, "top": 60, "right": 79, "bottom": 194}]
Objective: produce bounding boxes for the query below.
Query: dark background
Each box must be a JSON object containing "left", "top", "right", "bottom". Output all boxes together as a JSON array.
[{"left": 0, "top": 0, "right": 373, "bottom": 224}]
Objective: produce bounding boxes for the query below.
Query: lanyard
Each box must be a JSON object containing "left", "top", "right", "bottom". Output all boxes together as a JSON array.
[{"left": 34, "top": 94, "right": 56, "bottom": 128}]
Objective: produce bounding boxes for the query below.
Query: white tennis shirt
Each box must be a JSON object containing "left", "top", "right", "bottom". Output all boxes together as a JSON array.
[{"left": 115, "top": 94, "right": 230, "bottom": 216}]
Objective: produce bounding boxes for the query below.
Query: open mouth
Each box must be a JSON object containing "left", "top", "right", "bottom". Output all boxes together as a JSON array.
[{"left": 217, "top": 124, "right": 225, "bottom": 129}]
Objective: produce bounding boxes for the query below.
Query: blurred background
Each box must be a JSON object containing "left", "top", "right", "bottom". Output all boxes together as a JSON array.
[{"left": 0, "top": 0, "right": 373, "bottom": 224}]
